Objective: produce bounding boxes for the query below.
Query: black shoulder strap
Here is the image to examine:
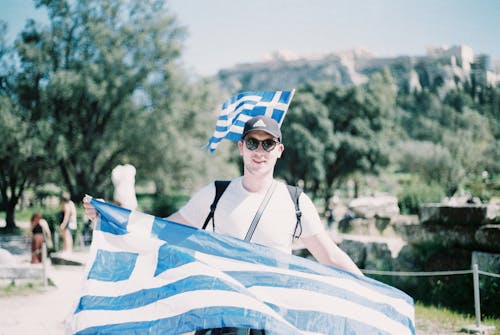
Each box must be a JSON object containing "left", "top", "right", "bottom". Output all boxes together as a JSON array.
[
  {"left": 202, "top": 180, "right": 303, "bottom": 239},
  {"left": 202, "top": 180, "right": 230, "bottom": 230},
  {"left": 287, "top": 185, "right": 303, "bottom": 239}
]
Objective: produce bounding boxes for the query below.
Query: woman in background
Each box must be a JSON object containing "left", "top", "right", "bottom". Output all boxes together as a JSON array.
[{"left": 29, "top": 213, "right": 52, "bottom": 263}]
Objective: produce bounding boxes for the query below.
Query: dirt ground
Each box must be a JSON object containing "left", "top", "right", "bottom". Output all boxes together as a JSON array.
[{"left": 0, "top": 264, "right": 85, "bottom": 335}]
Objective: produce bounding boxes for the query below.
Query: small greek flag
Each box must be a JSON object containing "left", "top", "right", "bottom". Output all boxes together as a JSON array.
[
  {"left": 68, "top": 198, "right": 415, "bottom": 334},
  {"left": 205, "top": 90, "right": 295, "bottom": 152}
]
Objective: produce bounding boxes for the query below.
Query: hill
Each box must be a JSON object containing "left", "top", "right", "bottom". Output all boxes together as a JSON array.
[{"left": 215, "top": 45, "right": 498, "bottom": 93}]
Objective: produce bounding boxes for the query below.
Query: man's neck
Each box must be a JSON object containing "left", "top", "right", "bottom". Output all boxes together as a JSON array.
[{"left": 242, "top": 173, "right": 274, "bottom": 193}]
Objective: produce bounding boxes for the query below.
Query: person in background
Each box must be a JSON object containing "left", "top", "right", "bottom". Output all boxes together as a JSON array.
[
  {"left": 28, "top": 213, "right": 52, "bottom": 263},
  {"left": 60, "top": 192, "right": 77, "bottom": 253}
]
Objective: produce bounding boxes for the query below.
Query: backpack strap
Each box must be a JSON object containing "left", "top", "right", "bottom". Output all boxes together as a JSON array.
[
  {"left": 202, "top": 180, "right": 303, "bottom": 240},
  {"left": 287, "top": 185, "right": 303, "bottom": 239},
  {"left": 244, "top": 180, "right": 277, "bottom": 241},
  {"left": 202, "top": 180, "right": 230, "bottom": 231}
]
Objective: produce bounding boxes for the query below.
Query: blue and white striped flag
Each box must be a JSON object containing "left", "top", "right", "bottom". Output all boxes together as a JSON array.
[
  {"left": 205, "top": 90, "right": 295, "bottom": 152},
  {"left": 68, "top": 198, "right": 415, "bottom": 335}
]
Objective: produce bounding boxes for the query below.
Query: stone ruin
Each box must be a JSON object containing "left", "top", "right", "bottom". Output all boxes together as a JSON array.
[
  {"left": 326, "top": 196, "right": 500, "bottom": 271},
  {"left": 315, "top": 195, "right": 500, "bottom": 316}
]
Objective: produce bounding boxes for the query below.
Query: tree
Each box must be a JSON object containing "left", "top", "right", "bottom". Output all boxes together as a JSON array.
[
  {"left": 396, "top": 141, "right": 463, "bottom": 196},
  {"left": 0, "top": 96, "right": 51, "bottom": 231},
  {"left": 277, "top": 71, "right": 396, "bottom": 204},
  {"left": 15, "top": 0, "right": 187, "bottom": 201},
  {"left": 136, "top": 76, "right": 240, "bottom": 195},
  {"left": 396, "top": 87, "right": 497, "bottom": 197},
  {"left": 0, "top": 21, "right": 51, "bottom": 230},
  {"left": 277, "top": 88, "right": 334, "bottom": 197},
  {"left": 323, "top": 72, "right": 395, "bottom": 198}
]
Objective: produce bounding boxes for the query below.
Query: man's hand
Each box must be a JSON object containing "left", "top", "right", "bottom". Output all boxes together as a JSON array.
[{"left": 83, "top": 195, "right": 99, "bottom": 223}]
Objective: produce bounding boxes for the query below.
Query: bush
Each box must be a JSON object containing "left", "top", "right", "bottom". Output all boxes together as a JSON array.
[
  {"left": 398, "top": 177, "right": 445, "bottom": 214},
  {"left": 151, "top": 194, "right": 190, "bottom": 218},
  {"left": 396, "top": 140, "right": 464, "bottom": 196}
]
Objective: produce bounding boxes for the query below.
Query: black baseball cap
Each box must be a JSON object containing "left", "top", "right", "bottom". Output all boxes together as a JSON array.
[{"left": 241, "top": 115, "right": 282, "bottom": 140}]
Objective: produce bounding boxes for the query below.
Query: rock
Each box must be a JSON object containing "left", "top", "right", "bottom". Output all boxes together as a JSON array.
[
  {"left": 419, "top": 204, "right": 488, "bottom": 225},
  {"left": 391, "top": 214, "right": 420, "bottom": 226},
  {"left": 0, "top": 248, "right": 17, "bottom": 265},
  {"left": 50, "top": 252, "right": 85, "bottom": 266},
  {"left": 338, "top": 239, "right": 366, "bottom": 268},
  {"left": 472, "top": 251, "right": 500, "bottom": 273},
  {"left": 348, "top": 196, "right": 400, "bottom": 219},
  {"left": 475, "top": 225, "right": 500, "bottom": 252},
  {"left": 395, "top": 222, "right": 478, "bottom": 248},
  {"left": 364, "top": 242, "right": 392, "bottom": 271},
  {"left": 486, "top": 198, "right": 500, "bottom": 221},
  {"left": 339, "top": 218, "right": 376, "bottom": 235},
  {"left": 0, "top": 235, "right": 29, "bottom": 255}
]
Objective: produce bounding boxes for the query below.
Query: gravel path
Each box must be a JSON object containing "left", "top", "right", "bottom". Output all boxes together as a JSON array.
[{"left": 0, "top": 263, "right": 86, "bottom": 335}]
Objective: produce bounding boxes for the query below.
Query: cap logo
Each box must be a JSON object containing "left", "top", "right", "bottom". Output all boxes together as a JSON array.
[{"left": 253, "top": 119, "right": 266, "bottom": 128}]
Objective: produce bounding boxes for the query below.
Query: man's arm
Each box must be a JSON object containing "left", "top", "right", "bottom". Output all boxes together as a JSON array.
[
  {"left": 83, "top": 196, "right": 197, "bottom": 229},
  {"left": 301, "top": 231, "right": 363, "bottom": 276},
  {"left": 165, "top": 212, "right": 197, "bottom": 228}
]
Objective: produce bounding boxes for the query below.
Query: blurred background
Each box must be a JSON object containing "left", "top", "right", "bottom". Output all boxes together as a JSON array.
[{"left": 0, "top": 0, "right": 499, "bottom": 325}]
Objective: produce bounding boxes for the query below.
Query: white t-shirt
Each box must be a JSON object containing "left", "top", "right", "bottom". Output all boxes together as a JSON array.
[{"left": 178, "top": 177, "right": 324, "bottom": 254}]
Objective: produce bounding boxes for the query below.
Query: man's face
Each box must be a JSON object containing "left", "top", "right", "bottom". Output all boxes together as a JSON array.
[{"left": 238, "top": 130, "right": 284, "bottom": 177}]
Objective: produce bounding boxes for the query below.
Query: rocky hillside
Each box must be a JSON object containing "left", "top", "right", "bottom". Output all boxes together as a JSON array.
[{"left": 216, "top": 45, "right": 499, "bottom": 93}]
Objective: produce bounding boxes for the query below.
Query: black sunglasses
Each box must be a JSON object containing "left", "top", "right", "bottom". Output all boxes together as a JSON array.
[{"left": 244, "top": 137, "right": 279, "bottom": 152}]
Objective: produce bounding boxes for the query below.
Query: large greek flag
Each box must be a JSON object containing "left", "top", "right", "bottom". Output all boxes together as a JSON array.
[
  {"left": 205, "top": 90, "right": 295, "bottom": 152},
  {"left": 68, "top": 198, "right": 415, "bottom": 335}
]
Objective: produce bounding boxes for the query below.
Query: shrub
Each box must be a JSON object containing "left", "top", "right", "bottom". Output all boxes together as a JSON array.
[
  {"left": 151, "top": 194, "right": 190, "bottom": 218},
  {"left": 398, "top": 177, "right": 445, "bottom": 214}
]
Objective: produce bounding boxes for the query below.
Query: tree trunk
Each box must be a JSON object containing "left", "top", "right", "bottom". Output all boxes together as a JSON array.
[{"left": 2, "top": 204, "right": 18, "bottom": 232}]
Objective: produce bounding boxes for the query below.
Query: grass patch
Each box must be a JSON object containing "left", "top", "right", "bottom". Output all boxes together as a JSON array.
[
  {"left": 13, "top": 205, "right": 61, "bottom": 222},
  {"left": 0, "top": 280, "right": 47, "bottom": 297},
  {"left": 415, "top": 302, "right": 499, "bottom": 334}
]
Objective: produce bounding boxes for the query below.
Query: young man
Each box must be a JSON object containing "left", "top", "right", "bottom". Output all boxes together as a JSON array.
[
  {"left": 167, "top": 115, "right": 362, "bottom": 275},
  {"left": 83, "top": 115, "right": 362, "bottom": 335}
]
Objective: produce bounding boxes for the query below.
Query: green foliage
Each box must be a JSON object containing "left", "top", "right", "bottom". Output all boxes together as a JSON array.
[
  {"left": 278, "top": 89, "right": 332, "bottom": 193},
  {"left": 389, "top": 242, "right": 500, "bottom": 317},
  {"left": 137, "top": 79, "right": 239, "bottom": 195},
  {"left": 0, "top": 0, "right": 237, "bottom": 229},
  {"left": 398, "top": 176, "right": 445, "bottom": 214},
  {"left": 479, "top": 275, "right": 500, "bottom": 318},
  {"left": 396, "top": 141, "right": 463, "bottom": 196},
  {"left": 415, "top": 302, "right": 500, "bottom": 333},
  {"left": 387, "top": 245, "right": 478, "bottom": 316},
  {"left": 1, "top": 0, "right": 499, "bottom": 230},
  {"left": 13, "top": 0, "right": 189, "bottom": 201},
  {"left": 278, "top": 74, "right": 395, "bottom": 201},
  {"left": 396, "top": 87, "right": 497, "bottom": 199},
  {"left": 42, "top": 208, "right": 63, "bottom": 235},
  {"left": 0, "top": 89, "right": 52, "bottom": 229},
  {"left": 466, "top": 176, "right": 500, "bottom": 202},
  {"left": 0, "top": 281, "right": 48, "bottom": 297},
  {"left": 150, "top": 193, "right": 190, "bottom": 218}
]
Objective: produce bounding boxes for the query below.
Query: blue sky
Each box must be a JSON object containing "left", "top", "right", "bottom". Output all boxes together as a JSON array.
[{"left": 2, "top": 0, "right": 499, "bottom": 76}]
